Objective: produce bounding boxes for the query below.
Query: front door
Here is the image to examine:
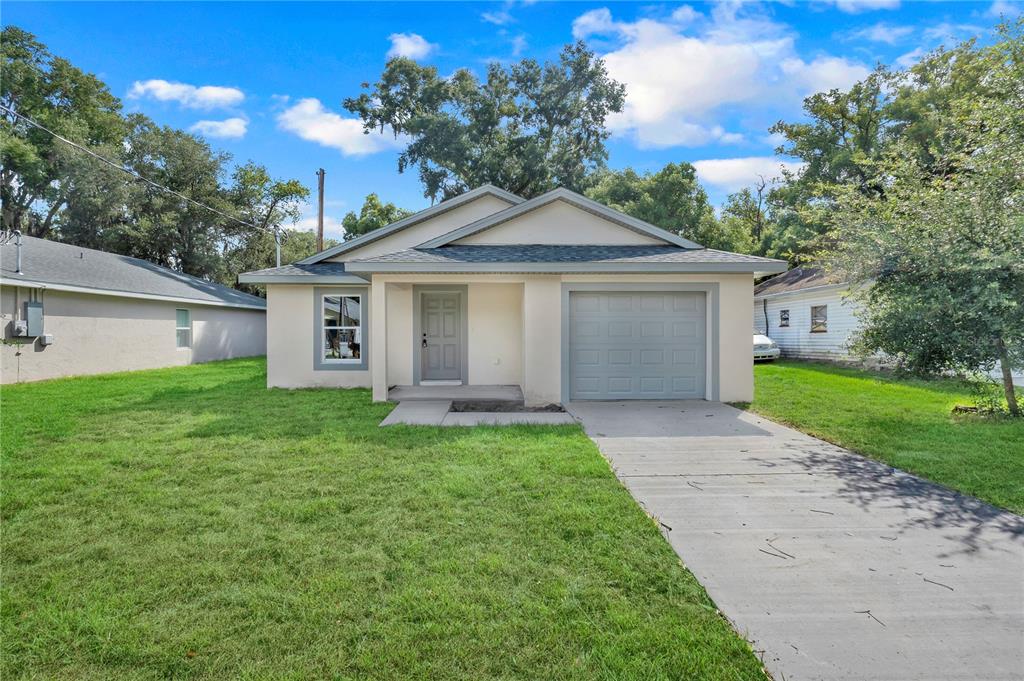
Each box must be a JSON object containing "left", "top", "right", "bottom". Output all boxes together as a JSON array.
[{"left": 421, "top": 291, "right": 462, "bottom": 381}]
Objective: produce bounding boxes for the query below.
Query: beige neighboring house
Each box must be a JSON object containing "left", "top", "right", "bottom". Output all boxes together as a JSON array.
[
  {"left": 1, "top": 236, "right": 266, "bottom": 384},
  {"left": 240, "top": 185, "right": 786, "bottom": 405}
]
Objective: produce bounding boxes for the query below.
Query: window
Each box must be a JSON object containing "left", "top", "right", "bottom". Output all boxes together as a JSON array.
[
  {"left": 175, "top": 309, "right": 191, "bottom": 348},
  {"left": 779, "top": 309, "right": 790, "bottom": 328},
  {"left": 322, "top": 294, "right": 361, "bottom": 362},
  {"left": 810, "top": 305, "right": 828, "bottom": 333}
]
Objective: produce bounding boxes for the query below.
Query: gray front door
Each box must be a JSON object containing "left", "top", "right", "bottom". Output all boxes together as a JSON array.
[
  {"left": 421, "top": 292, "right": 462, "bottom": 381},
  {"left": 569, "top": 291, "right": 707, "bottom": 399}
]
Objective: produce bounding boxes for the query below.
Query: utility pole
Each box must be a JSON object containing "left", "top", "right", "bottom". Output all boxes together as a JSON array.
[
  {"left": 316, "top": 168, "right": 325, "bottom": 252},
  {"left": 274, "top": 228, "right": 282, "bottom": 268}
]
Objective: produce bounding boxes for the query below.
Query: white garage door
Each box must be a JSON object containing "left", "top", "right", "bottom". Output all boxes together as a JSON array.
[{"left": 569, "top": 291, "right": 707, "bottom": 400}]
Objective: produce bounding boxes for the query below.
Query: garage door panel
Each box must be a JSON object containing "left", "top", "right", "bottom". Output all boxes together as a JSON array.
[{"left": 569, "top": 291, "right": 706, "bottom": 400}]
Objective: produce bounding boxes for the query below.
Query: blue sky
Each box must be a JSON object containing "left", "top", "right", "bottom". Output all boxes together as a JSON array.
[{"left": 4, "top": 0, "right": 1018, "bottom": 238}]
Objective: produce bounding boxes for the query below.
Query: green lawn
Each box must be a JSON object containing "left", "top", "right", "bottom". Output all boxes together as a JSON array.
[
  {"left": 748, "top": 360, "right": 1024, "bottom": 514},
  {"left": 1, "top": 358, "right": 763, "bottom": 680}
]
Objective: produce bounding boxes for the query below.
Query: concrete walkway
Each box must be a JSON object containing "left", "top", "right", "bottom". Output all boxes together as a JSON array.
[
  {"left": 566, "top": 401, "right": 1024, "bottom": 681},
  {"left": 380, "top": 400, "right": 575, "bottom": 426}
]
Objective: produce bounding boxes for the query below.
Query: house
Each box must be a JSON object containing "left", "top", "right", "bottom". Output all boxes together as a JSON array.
[
  {"left": 752, "top": 266, "right": 859, "bottom": 361},
  {"left": 754, "top": 265, "right": 1024, "bottom": 385},
  {"left": 240, "top": 185, "right": 786, "bottom": 405},
  {"left": 1, "top": 235, "right": 267, "bottom": 384}
]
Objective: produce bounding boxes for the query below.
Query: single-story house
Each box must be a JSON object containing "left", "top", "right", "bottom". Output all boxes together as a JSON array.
[
  {"left": 752, "top": 266, "right": 857, "bottom": 362},
  {"left": 240, "top": 185, "right": 787, "bottom": 405},
  {"left": 1, "top": 235, "right": 267, "bottom": 384},
  {"left": 754, "top": 266, "right": 1024, "bottom": 386}
]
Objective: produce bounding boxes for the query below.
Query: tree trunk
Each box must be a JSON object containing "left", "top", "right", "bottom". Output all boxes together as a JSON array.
[{"left": 996, "top": 337, "right": 1020, "bottom": 417}]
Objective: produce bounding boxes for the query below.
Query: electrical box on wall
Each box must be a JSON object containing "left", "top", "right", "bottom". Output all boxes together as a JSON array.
[
  {"left": 24, "top": 301, "right": 43, "bottom": 336},
  {"left": 40, "top": 333, "right": 54, "bottom": 346}
]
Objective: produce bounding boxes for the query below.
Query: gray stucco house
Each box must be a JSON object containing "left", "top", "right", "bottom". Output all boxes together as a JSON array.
[{"left": 1, "top": 236, "right": 266, "bottom": 383}]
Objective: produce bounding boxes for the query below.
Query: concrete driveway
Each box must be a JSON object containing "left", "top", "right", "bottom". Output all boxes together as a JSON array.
[{"left": 566, "top": 401, "right": 1024, "bottom": 681}]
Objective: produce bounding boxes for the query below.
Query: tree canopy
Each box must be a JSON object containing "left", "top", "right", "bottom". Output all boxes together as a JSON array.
[
  {"left": 0, "top": 26, "right": 312, "bottom": 289},
  {"left": 345, "top": 41, "right": 626, "bottom": 203},
  {"left": 341, "top": 193, "right": 412, "bottom": 241}
]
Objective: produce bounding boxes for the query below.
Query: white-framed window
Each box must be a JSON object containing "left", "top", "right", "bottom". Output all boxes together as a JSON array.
[
  {"left": 810, "top": 304, "right": 828, "bottom": 333},
  {"left": 175, "top": 309, "right": 191, "bottom": 348},
  {"left": 322, "top": 294, "right": 361, "bottom": 362}
]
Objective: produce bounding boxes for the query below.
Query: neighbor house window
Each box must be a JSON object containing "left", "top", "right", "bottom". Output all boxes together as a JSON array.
[
  {"left": 175, "top": 309, "right": 191, "bottom": 348},
  {"left": 322, "top": 294, "right": 361, "bottom": 362},
  {"left": 810, "top": 305, "right": 828, "bottom": 333},
  {"left": 779, "top": 309, "right": 790, "bottom": 328}
]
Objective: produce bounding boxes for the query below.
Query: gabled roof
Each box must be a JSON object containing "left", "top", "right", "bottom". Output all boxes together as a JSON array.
[
  {"left": 1, "top": 236, "right": 266, "bottom": 309},
  {"left": 298, "top": 184, "right": 524, "bottom": 265},
  {"left": 416, "top": 187, "right": 703, "bottom": 250},
  {"left": 754, "top": 266, "right": 847, "bottom": 298},
  {"left": 344, "top": 245, "right": 787, "bottom": 275}
]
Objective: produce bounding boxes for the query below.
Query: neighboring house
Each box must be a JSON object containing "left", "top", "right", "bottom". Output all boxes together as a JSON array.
[
  {"left": 240, "top": 185, "right": 786, "bottom": 405},
  {"left": 754, "top": 266, "right": 1024, "bottom": 386},
  {"left": 1, "top": 236, "right": 267, "bottom": 384},
  {"left": 752, "top": 266, "right": 859, "bottom": 362}
]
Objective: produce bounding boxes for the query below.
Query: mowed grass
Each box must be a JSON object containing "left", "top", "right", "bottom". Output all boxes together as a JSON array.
[
  {"left": 748, "top": 360, "right": 1024, "bottom": 514},
  {"left": 1, "top": 358, "right": 764, "bottom": 680}
]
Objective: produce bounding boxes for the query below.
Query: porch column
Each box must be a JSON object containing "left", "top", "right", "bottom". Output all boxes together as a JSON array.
[
  {"left": 521, "top": 277, "right": 562, "bottom": 406},
  {"left": 371, "top": 278, "right": 388, "bottom": 401}
]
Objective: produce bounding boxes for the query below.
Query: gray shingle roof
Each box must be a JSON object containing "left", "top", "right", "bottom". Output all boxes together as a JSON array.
[
  {"left": 351, "top": 245, "right": 782, "bottom": 265},
  {"left": 237, "top": 261, "right": 368, "bottom": 284},
  {"left": 1, "top": 236, "right": 265, "bottom": 308},
  {"left": 241, "top": 262, "right": 351, "bottom": 277},
  {"left": 754, "top": 266, "right": 846, "bottom": 297}
]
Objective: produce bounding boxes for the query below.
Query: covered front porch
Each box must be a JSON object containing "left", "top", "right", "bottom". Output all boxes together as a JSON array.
[{"left": 370, "top": 275, "right": 562, "bottom": 405}]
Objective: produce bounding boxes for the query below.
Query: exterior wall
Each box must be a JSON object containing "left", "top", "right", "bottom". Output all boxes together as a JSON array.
[
  {"left": 265, "top": 284, "right": 370, "bottom": 389},
  {"left": 0, "top": 286, "right": 265, "bottom": 384},
  {"left": 452, "top": 200, "right": 665, "bottom": 246},
  {"left": 328, "top": 195, "right": 515, "bottom": 262},
  {"left": 467, "top": 283, "right": 523, "bottom": 385},
  {"left": 753, "top": 287, "right": 860, "bottom": 361}
]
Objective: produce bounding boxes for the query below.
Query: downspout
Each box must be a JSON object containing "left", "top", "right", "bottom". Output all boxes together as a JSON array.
[{"left": 762, "top": 298, "right": 769, "bottom": 335}]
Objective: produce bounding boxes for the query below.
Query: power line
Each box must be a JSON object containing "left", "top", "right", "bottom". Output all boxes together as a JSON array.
[{"left": 0, "top": 104, "right": 267, "bottom": 233}]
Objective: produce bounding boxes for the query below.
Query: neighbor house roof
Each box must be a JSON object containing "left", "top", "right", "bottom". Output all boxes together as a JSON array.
[
  {"left": 297, "top": 184, "right": 524, "bottom": 265},
  {"left": 237, "top": 262, "right": 368, "bottom": 285},
  {"left": 1, "top": 236, "right": 266, "bottom": 309},
  {"left": 754, "top": 266, "right": 847, "bottom": 298},
  {"left": 417, "top": 187, "right": 702, "bottom": 250},
  {"left": 344, "top": 245, "right": 786, "bottom": 275}
]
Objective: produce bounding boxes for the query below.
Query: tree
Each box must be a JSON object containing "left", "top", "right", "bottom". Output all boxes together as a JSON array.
[
  {"left": 341, "top": 193, "right": 411, "bottom": 240},
  {"left": 585, "top": 163, "right": 750, "bottom": 251},
  {"left": 1, "top": 26, "right": 125, "bottom": 237},
  {"left": 721, "top": 178, "right": 774, "bottom": 256},
  {"left": 344, "top": 41, "right": 626, "bottom": 202},
  {"left": 825, "top": 22, "right": 1024, "bottom": 415}
]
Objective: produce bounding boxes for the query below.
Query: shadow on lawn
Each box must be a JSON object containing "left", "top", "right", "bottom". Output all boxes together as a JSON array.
[{"left": 769, "top": 439, "right": 1024, "bottom": 557}]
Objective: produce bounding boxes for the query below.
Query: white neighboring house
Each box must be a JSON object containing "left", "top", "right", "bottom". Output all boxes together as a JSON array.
[
  {"left": 240, "top": 185, "right": 787, "bottom": 405},
  {"left": 754, "top": 266, "right": 1024, "bottom": 386},
  {"left": 752, "top": 267, "right": 857, "bottom": 362},
  {"left": 1, "top": 236, "right": 267, "bottom": 384}
]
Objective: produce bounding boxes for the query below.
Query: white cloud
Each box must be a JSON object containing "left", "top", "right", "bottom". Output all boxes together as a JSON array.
[
  {"left": 510, "top": 34, "right": 528, "bottom": 57},
  {"left": 847, "top": 22, "right": 913, "bottom": 44},
  {"left": 693, "top": 156, "right": 805, "bottom": 192},
  {"left": 923, "top": 22, "right": 986, "bottom": 43},
  {"left": 128, "top": 79, "right": 244, "bottom": 109},
  {"left": 823, "top": 0, "right": 900, "bottom": 14},
  {"left": 574, "top": 6, "right": 869, "bottom": 148},
  {"left": 189, "top": 117, "right": 248, "bottom": 139},
  {"left": 987, "top": 0, "right": 1022, "bottom": 18},
  {"left": 894, "top": 47, "right": 926, "bottom": 69},
  {"left": 276, "top": 98, "right": 403, "bottom": 156},
  {"left": 781, "top": 56, "right": 872, "bottom": 95},
  {"left": 387, "top": 33, "right": 437, "bottom": 60},
  {"left": 482, "top": 9, "right": 514, "bottom": 25}
]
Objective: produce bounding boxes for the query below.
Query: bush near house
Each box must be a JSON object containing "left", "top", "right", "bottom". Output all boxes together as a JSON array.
[
  {"left": 0, "top": 358, "right": 764, "bottom": 680},
  {"left": 748, "top": 361, "right": 1024, "bottom": 514}
]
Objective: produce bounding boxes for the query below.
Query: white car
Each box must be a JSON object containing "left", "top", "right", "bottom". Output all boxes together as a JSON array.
[{"left": 753, "top": 333, "right": 780, "bottom": 361}]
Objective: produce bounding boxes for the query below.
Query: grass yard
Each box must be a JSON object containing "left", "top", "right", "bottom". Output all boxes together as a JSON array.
[
  {"left": 1, "top": 358, "right": 764, "bottom": 680},
  {"left": 747, "top": 360, "right": 1024, "bottom": 514}
]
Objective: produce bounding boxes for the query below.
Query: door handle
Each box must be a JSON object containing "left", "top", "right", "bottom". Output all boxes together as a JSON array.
[{"left": 421, "top": 333, "right": 428, "bottom": 348}]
